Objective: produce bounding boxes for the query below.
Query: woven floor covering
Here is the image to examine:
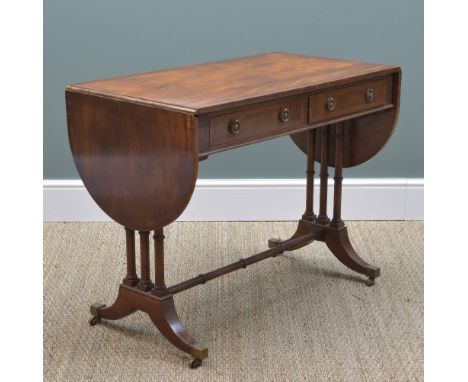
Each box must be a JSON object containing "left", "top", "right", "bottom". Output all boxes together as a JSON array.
[{"left": 44, "top": 221, "right": 423, "bottom": 381}]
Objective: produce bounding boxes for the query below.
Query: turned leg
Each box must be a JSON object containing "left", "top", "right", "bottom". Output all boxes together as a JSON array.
[
  {"left": 89, "top": 226, "right": 207, "bottom": 368},
  {"left": 89, "top": 228, "right": 140, "bottom": 324},
  {"left": 149, "top": 228, "right": 207, "bottom": 367},
  {"left": 325, "top": 123, "right": 380, "bottom": 285},
  {"left": 330, "top": 124, "right": 344, "bottom": 228},
  {"left": 123, "top": 228, "right": 139, "bottom": 286},
  {"left": 303, "top": 128, "right": 317, "bottom": 221},
  {"left": 269, "top": 128, "right": 318, "bottom": 250},
  {"left": 138, "top": 231, "right": 153, "bottom": 291},
  {"left": 152, "top": 228, "right": 166, "bottom": 295},
  {"left": 316, "top": 126, "right": 330, "bottom": 224}
]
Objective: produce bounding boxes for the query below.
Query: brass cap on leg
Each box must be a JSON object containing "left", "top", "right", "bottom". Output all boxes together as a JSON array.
[
  {"left": 191, "top": 344, "right": 208, "bottom": 360},
  {"left": 90, "top": 303, "right": 106, "bottom": 316},
  {"left": 268, "top": 238, "right": 282, "bottom": 248}
]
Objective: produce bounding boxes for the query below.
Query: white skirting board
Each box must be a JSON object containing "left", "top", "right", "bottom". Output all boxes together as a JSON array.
[{"left": 43, "top": 179, "right": 423, "bottom": 221}]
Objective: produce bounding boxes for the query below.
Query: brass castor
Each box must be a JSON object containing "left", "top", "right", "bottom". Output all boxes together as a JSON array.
[
  {"left": 190, "top": 358, "right": 203, "bottom": 369},
  {"left": 365, "top": 278, "right": 375, "bottom": 287},
  {"left": 90, "top": 302, "right": 106, "bottom": 316},
  {"left": 268, "top": 238, "right": 282, "bottom": 248},
  {"left": 88, "top": 303, "right": 106, "bottom": 325},
  {"left": 88, "top": 316, "right": 101, "bottom": 326}
]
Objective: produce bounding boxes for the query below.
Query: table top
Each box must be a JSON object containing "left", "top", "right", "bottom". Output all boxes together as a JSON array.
[{"left": 67, "top": 52, "right": 399, "bottom": 115}]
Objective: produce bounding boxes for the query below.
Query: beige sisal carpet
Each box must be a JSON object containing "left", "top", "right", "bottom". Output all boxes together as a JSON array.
[{"left": 44, "top": 221, "right": 423, "bottom": 381}]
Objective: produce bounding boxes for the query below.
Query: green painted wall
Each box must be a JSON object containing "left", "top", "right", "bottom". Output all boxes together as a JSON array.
[{"left": 44, "top": 0, "right": 423, "bottom": 179}]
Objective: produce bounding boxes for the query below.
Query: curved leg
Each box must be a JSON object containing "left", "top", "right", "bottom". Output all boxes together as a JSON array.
[
  {"left": 324, "top": 226, "right": 380, "bottom": 281},
  {"left": 149, "top": 228, "right": 207, "bottom": 364},
  {"left": 268, "top": 219, "right": 319, "bottom": 251},
  {"left": 88, "top": 227, "right": 207, "bottom": 367},
  {"left": 146, "top": 295, "right": 207, "bottom": 362},
  {"left": 323, "top": 124, "right": 379, "bottom": 285},
  {"left": 89, "top": 287, "right": 137, "bottom": 322},
  {"left": 268, "top": 129, "right": 319, "bottom": 253},
  {"left": 90, "top": 284, "right": 208, "bottom": 363}
]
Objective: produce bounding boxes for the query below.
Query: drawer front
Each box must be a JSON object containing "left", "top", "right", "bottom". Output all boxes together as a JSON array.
[
  {"left": 209, "top": 96, "right": 307, "bottom": 150},
  {"left": 308, "top": 76, "right": 393, "bottom": 124}
]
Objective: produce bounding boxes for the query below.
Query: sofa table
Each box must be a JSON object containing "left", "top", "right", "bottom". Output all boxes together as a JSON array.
[{"left": 65, "top": 52, "right": 401, "bottom": 368}]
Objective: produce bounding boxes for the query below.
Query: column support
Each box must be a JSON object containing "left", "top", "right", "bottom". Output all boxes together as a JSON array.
[
  {"left": 123, "top": 228, "right": 139, "bottom": 286},
  {"left": 331, "top": 123, "right": 344, "bottom": 228},
  {"left": 316, "top": 126, "right": 330, "bottom": 224},
  {"left": 152, "top": 228, "right": 167, "bottom": 296},
  {"left": 302, "top": 128, "right": 317, "bottom": 221},
  {"left": 138, "top": 231, "right": 153, "bottom": 291}
]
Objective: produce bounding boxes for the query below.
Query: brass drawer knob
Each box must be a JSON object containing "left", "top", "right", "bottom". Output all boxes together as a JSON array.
[
  {"left": 228, "top": 119, "right": 241, "bottom": 134},
  {"left": 365, "top": 88, "right": 374, "bottom": 103},
  {"left": 279, "top": 108, "right": 291, "bottom": 122},
  {"left": 327, "top": 96, "right": 336, "bottom": 111}
]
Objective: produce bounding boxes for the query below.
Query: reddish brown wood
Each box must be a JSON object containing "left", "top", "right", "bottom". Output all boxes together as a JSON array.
[
  {"left": 71, "top": 52, "right": 401, "bottom": 366},
  {"left": 92, "top": 285, "right": 208, "bottom": 361},
  {"left": 302, "top": 128, "right": 317, "bottom": 221},
  {"left": 68, "top": 52, "right": 399, "bottom": 115},
  {"left": 316, "top": 127, "right": 330, "bottom": 224},
  {"left": 331, "top": 124, "right": 344, "bottom": 228},
  {"left": 208, "top": 96, "right": 307, "bottom": 151},
  {"left": 308, "top": 76, "right": 392, "bottom": 124},
  {"left": 66, "top": 92, "right": 198, "bottom": 231},
  {"left": 324, "top": 225, "right": 380, "bottom": 279},
  {"left": 152, "top": 228, "right": 166, "bottom": 296},
  {"left": 67, "top": 53, "right": 400, "bottom": 158},
  {"left": 197, "top": 114, "right": 210, "bottom": 155},
  {"left": 123, "top": 228, "right": 138, "bottom": 286},
  {"left": 138, "top": 231, "right": 152, "bottom": 292},
  {"left": 290, "top": 71, "right": 401, "bottom": 168},
  {"left": 289, "top": 220, "right": 380, "bottom": 279},
  {"left": 168, "top": 231, "right": 317, "bottom": 295}
]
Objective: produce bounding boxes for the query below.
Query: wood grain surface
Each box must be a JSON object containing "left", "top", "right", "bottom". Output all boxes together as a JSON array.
[
  {"left": 66, "top": 91, "right": 198, "bottom": 231},
  {"left": 65, "top": 52, "right": 402, "bottom": 366},
  {"left": 290, "top": 71, "right": 401, "bottom": 168},
  {"left": 208, "top": 95, "right": 307, "bottom": 151},
  {"left": 67, "top": 52, "right": 399, "bottom": 114},
  {"left": 308, "top": 76, "right": 393, "bottom": 124}
]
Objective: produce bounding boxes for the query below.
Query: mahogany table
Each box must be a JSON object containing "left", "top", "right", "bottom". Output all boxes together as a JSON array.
[{"left": 65, "top": 52, "right": 401, "bottom": 368}]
